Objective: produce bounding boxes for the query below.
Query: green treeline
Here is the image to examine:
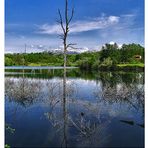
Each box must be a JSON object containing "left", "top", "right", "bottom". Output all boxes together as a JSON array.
[
  {"left": 5, "top": 43, "right": 144, "bottom": 70},
  {"left": 79, "top": 43, "right": 144, "bottom": 70}
]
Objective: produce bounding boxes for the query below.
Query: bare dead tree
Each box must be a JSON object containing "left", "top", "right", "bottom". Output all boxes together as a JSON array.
[
  {"left": 57, "top": 0, "right": 75, "bottom": 104},
  {"left": 57, "top": 0, "right": 75, "bottom": 68},
  {"left": 57, "top": 0, "right": 75, "bottom": 103},
  {"left": 57, "top": 1, "right": 75, "bottom": 147}
]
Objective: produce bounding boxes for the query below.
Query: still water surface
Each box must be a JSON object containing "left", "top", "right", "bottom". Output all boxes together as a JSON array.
[{"left": 5, "top": 67, "right": 144, "bottom": 147}]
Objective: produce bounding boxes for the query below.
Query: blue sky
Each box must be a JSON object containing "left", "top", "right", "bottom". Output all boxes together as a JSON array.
[{"left": 5, "top": 0, "right": 144, "bottom": 53}]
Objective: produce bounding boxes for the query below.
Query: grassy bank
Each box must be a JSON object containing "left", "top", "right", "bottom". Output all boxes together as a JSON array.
[
  {"left": 117, "top": 63, "right": 144, "bottom": 68},
  {"left": 27, "top": 62, "right": 63, "bottom": 67}
]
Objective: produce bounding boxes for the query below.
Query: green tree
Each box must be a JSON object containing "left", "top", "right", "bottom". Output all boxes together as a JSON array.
[{"left": 5, "top": 57, "right": 14, "bottom": 66}]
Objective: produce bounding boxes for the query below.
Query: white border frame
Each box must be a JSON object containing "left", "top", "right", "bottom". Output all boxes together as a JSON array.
[
  {"left": 0, "top": 0, "right": 4, "bottom": 147},
  {"left": 145, "top": 0, "right": 147, "bottom": 147},
  {"left": 0, "top": 0, "right": 147, "bottom": 148}
]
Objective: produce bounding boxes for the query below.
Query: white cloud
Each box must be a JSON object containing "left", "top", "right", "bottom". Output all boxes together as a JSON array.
[
  {"left": 108, "top": 16, "right": 119, "bottom": 23},
  {"left": 118, "top": 44, "right": 123, "bottom": 49},
  {"left": 109, "top": 41, "right": 115, "bottom": 45},
  {"left": 36, "top": 15, "right": 120, "bottom": 35},
  {"left": 37, "top": 24, "right": 61, "bottom": 34},
  {"left": 99, "top": 12, "right": 144, "bottom": 45},
  {"left": 5, "top": 12, "right": 144, "bottom": 53}
]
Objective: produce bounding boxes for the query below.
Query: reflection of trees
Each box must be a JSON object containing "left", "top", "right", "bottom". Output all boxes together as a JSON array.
[
  {"left": 94, "top": 72, "right": 144, "bottom": 108},
  {"left": 95, "top": 83, "right": 144, "bottom": 104},
  {"left": 5, "top": 78, "right": 42, "bottom": 107},
  {"left": 44, "top": 79, "right": 108, "bottom": 147},
  {"left": 95, "top": 82, "right": 144, "bottom": 107},
  {"left": 5, "top": 77, "right": 43, "bottom": 146},
  {"left": 98, "top": 72, "right": 144, "bottom": 88},
  {"left": 94, "top": 76, "right": 144, "bottom": 126},
  {"left": 45, "top": 100, "right": 108, "bottom": 147},
  {"left": 5, "top": 69, "right": 144, "bottom": 147}
]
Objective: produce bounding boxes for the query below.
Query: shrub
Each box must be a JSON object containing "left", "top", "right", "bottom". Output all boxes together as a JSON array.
[{"left": 101, "top": 57, "right": 113, "bottom": 66}]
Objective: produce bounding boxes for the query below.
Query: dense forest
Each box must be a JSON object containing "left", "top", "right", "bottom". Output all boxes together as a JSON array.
[{"left": 5, "top": 43, "right": 144, "bottom": 70}]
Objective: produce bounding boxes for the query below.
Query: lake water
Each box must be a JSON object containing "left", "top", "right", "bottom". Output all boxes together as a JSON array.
[{"left": 5, "top": 67, "right": 144, "bottom": 147}]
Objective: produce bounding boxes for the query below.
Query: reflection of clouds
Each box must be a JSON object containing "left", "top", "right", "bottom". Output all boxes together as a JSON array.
[
  {"left": 45, "top": 104, "right": 108, "bottom": 147},
  {"left": 94, "top": 81, "right": 144, "bottom": 119},
  {"left": 69, "top": 115, "right": 108, "bottom": 147},
  {"left": 5, "top": 78, "right": 42, "bottom": 106},
  {"left": 5, "top": 73, "right": 144, "bottom": 147},
  {"left": 5, "top": 75, "right": 144, "bottom": 117},
  {"left": 95, "top": 82, "right": 144, "bottom": 102},
  {"left": 43, "top": 79, "right": 109, "bottom": 147}
]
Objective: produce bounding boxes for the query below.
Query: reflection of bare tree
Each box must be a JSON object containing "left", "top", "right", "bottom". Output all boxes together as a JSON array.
[
  {"left": 5, "top": 76, "right": 43, "bottom": 144},
  {"left": 5, "top": 78, "right": 42, "bottom": 107},
  {"left": 44, "top": 79, "right": 108, "bottom": 147},
  {"left": 5, "top": 69, "right": 144, "bottom": 147},
  {"left": 94, "top": 81, "right": 144, "bottom": 128},
  {"left": 45, "top": 81, "right": 62, "bottom": 107},
  {"left": 94, "top": 82, "right": 144, "bottom": 108},
  {"left": 45, "top": 99, "right": 108, "bottom": 147}
]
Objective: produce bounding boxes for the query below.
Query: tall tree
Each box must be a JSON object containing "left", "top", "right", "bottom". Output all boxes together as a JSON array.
[
  {"left": 58, "top": 0, "right": 75, "bottom": 147},
  {"left": 58, "top": 0, "right": 74, "bottom": 69}
]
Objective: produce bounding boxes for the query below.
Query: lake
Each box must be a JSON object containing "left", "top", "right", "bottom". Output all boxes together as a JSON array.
[{"left": 5, "top": 67, "right": 144, "bottom": 147}]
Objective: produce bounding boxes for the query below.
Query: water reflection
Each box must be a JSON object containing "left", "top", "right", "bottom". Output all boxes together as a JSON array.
[
  {"left": 5, "top": 78, "right": 42, "bottom": 107},
  {"left": 5, "top": 69, "right": 144, "bottom": 147},
  {"left": 94, "top": 74, "right": 144, "bottom": 116}
]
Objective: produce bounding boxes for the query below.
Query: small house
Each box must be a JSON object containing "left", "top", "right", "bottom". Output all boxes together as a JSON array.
[{"left": 134, "top": 55, "right": 142, "bottom": 60}]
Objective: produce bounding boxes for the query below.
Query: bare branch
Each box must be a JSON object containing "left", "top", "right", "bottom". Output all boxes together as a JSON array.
[
  {"left": 68, "top": 8, "right": 74, "bottom": 24},
  {"left": 58, "top": 0, "right": 76, "bottom": 68},
  {"left": 67, "top": 43, "right": 77, "bottom": 49},
  {"left": 67, "top": 43, "right": 77, "bottom": 46},
  {"left": 58, "top": 9, "right": 66, "bottom": 34},
  {"left": 68, "top": 46, "right": 79, "bottom": 50},
  {"left": 69, "top": 46, "right": 79, "bottom": 49},
  {"left": 65, "top": 0, "right": 68, "bottom": 25},
  {"left": 58, "top": 34, "right": 65, "bottom": 40}
]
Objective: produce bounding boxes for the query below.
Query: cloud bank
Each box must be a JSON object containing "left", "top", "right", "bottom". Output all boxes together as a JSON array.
[
  {"left": 37, "top": 15, "right": 120, "bottom": 35},
  {"left": 5, "top": 12, "right": 144, "bottom": 53}
]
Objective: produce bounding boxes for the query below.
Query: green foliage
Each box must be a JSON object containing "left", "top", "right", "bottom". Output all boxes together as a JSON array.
[
  {"left": 101, "top": 57, "right": 113, "bottom": 66},
  {"left": 117, "top": 63, "right": 144, "bottom": 67},
  {"left": 120, "top": 43, "right": 144, "bottom": 63},
  {"left": 99, "top": 43, "right": 144, "bottom": 66},
  {"left": 78, "top": 58, "right": 93, "bottom": 70},
  {"left": 92, "top": 60, "right": 100, "bottom": 70},
  {"left": 5, "top": 57, "right": 14, "bottom": 66},
  {"left": 5, "top": 144, "right": 10, "bottom": 148},
  {"left": 5, "top": 43, "right": 144, "bottom": 71}
]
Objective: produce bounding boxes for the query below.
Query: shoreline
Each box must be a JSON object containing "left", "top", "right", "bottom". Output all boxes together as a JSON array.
[{"left": 5, "top": 64, "right": 144, "bottom": 72}]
